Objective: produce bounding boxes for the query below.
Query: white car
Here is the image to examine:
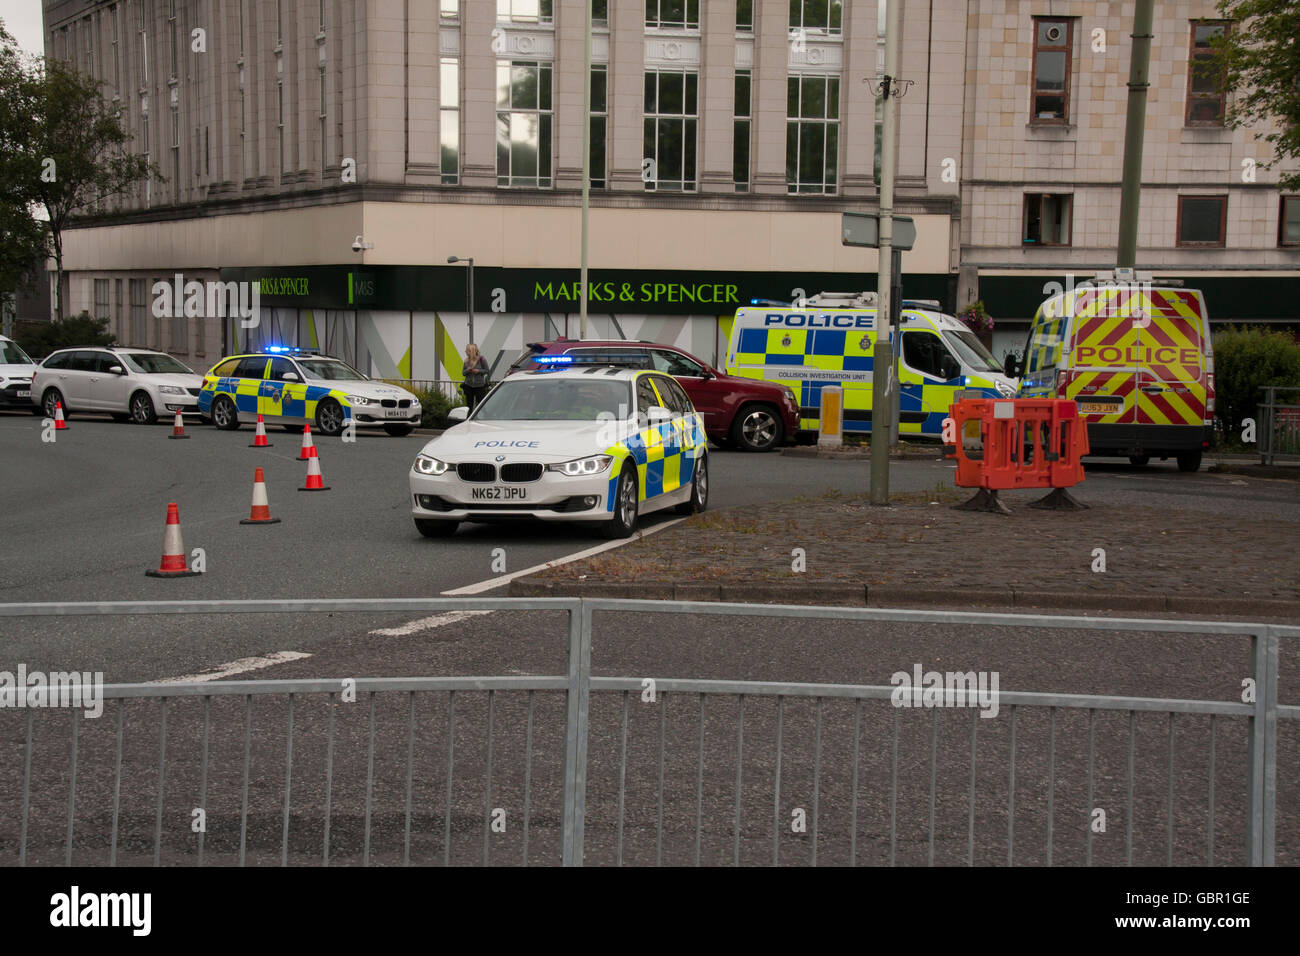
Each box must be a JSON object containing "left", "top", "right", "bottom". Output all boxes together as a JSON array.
[
  {"left": 31, "top": 347, "right": 204, "bottom": 424},
  {"left": 409, "top": 365, "right": 709, "bottom": 537},
  {"left": 0, "top": 335, "right": 39, "bottom": 412}
]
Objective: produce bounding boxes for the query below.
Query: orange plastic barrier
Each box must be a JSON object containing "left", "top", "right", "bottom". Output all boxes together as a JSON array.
[{"left": 943, "top": 399, "right": 1089, "bottom": 512}]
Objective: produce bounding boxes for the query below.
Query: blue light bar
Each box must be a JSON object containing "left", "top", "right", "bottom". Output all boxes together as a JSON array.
[{"left": 534, "top": 355, "right": 574, "bottom": 364}]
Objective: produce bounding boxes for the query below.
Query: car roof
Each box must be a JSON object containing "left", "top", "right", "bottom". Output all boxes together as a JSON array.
[{"left": 516, "top": 366, "right": 647, "bottom": 381}]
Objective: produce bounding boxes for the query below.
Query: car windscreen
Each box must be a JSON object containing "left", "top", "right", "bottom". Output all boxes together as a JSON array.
[
  {"left": 942, "top": 330, "right": 1004, "bottom": 374},
  {"left": 296, "top": 359, "right": 369, "bottom": 381},
  {"left": 472, "top": 379, "right": 633, "bottom": 422},
  {"left": 0, "top": 340, "right": 34, "bottom": 365},
  {"left": 122, "top": 353, "right": 196, "bottom": 374}
]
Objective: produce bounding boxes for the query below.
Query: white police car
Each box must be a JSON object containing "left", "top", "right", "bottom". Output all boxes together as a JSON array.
[{"left": 409, "top": 360, "right": 709, "bottom": 538}]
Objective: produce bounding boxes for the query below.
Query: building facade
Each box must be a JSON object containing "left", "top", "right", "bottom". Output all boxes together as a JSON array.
[{"left": 41, "top": 0, "right": 1299, "bottom": 381}]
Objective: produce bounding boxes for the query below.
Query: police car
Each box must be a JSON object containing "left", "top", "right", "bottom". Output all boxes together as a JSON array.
[
  {"left": 409, "top": 357, "right": 708, "bottom": 538},
  {"left": 197, "top": 347, "right": 421, "bottom": 436}
]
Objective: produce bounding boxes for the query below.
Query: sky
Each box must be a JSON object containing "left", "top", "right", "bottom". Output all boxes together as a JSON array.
[{"left": 1, "top": 0, "right": 46, "bottom": 57}]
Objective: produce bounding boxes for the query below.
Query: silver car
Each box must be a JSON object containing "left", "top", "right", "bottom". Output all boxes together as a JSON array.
[{"left": 31, "top": 347, "right": 204, "bottom": 424}]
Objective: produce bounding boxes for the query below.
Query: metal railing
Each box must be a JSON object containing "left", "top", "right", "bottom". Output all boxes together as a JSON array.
[
  {"left": 0, "top": 597, "right": 1295, "bottom": 866},
  {"left": 1258, "top": 386, "right": 1300, "bottom": 465},
  {"left": 381, "top": 379, "right": 466, "bottom": 403}
]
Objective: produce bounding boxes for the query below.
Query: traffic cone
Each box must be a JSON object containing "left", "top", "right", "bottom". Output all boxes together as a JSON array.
[
  {"left": 249, "top": 414, "right": 273, "bottom": 447},
  {"left": 145, "top": 503, "right": 202, "bottom": 577},
  {"left": 240, "top": 467, "right": 282, "bottom": 524},
  {"left": 53, "top": 401, "right": 69, "bottom": 430},
  {"left": 296, "top": 424, "right": 318, "bottom": 460},
  {"left": 298, "top": 455, "right": 330, "bottom": 492},
  {"left": 168, "top": 409, "right": 189, "bottom": 439}
]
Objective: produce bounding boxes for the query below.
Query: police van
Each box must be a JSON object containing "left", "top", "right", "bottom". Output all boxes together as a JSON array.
[
  {"left": 1011, "top": 272, "right": 1215, "bottom": 472},
  {"left": 726, "top": 292, "right": 1016, "bottom": 440}
]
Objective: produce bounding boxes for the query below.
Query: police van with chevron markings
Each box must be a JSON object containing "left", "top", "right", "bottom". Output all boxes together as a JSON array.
[
  {"left": 727, "top": 292, "right": 1016, "bottom": 440},
  {"left": 409, "top": 357, "right": 708, "bottom": 538}
]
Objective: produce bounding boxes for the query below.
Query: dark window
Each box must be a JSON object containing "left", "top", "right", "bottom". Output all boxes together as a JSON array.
[
  {"left": 43, "top": 352, "right": 71, "bottom": 370},
  {"left": 590, "top": 66, "right": 607, "bottom": 189},
  {"left": 1282, "top": 197, "right": 1300, "bottom": 247},
  {"left": 1031, "top": 18, "right": 1072, "bottom": 123},
  {"left": 1186, "top": 22, "right": 1229, "bottom": 126},
  {"left": 268, "top": 358, "right": 299, "bottom": 381},
  {"left": 96, "top": 353, "right": 124, "bottom": 373},
  {"left": 233, "top": 357, "right": 270, "bottom": 379},
  {"left": 1023, "top": 194, "right": 1073, "bottom": 245},
  {"left": 736, "top": 0, "right": 753, "bottom": 31},
  {"left": 1177, "top": 196, "right": 1227, "bottom": 246},
  {"left": 902, "top": 332, "right": 955, "bottom": 379},
  {"left": 652, "top": 349, "right": 705, "bottom": 377},
  {"left": 734, "top": 71, "right": 751, "bottom": 191},
  {"left": 636, "top": 376, "right": 661, "bottom": 412},
  {"left": 67, "top": 351, "right": 100, "bottom": 372},
  {"left": 787, "top": 75, "right": 839, "bottom": 194},
  {"left": 655, "top": 375, "right": 694, "bottom": 414},
  {"left": 646, "top": 0, "right": 699, "bottom": 30}
]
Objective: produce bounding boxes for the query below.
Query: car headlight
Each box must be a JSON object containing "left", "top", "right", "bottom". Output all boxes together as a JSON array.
[
  {"left": 415, "top": 454, "right": 450, "bottom": 475},
  {"left": 345, "top": 394, "right": 371, "bottom": 405},
  {"left": 546, "top": 454, "right": 614, "bottom": 476},
  {"left": 995, "top": 380, "right": 1016, "bottom": 397},
  {"left": 158, "top": 385, "right": 186, "bottom": 395}
]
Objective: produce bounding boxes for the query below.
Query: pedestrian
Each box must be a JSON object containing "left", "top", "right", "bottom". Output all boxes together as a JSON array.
[{"left": 462, "top": 343, "right": 490, "bottom": 412}]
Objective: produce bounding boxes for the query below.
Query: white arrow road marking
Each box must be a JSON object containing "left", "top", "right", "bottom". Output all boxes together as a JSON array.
[
  {"left": 149, "top": 651, "right": 312, "bottom": 684},
  {"left": 368, "top": 609, "right": 495, "bottom": 636}
]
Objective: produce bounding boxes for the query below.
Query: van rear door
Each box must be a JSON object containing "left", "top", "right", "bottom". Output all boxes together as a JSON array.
[
  {"left": 1065, "top": 289, "right": 1140, "bottom": 426},
  {"left": 1133, "top": 291, "right": 1208, "bottom": 428}
]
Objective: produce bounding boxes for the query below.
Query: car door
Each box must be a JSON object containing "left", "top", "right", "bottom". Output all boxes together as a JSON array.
[
  {"left": 900, "top": 330, "right": 960, "bottom": 436},
  {"left": 91, "top": 352, "right": 133, "bottom": 412},
  {"left": 650, "top": 348, "right": 723, "bottom": 431},
  {"left": 61, "top": 351, "right": 100, "bottom": 409},
  {"left": 260, "top": 357, "right": 306, "bottom": 423},
  {"left": 635, "top": 375, "right": 668, "bottom": 502},
  {"left": 230, "top": 356, "right": 269, "bottom": 420}
]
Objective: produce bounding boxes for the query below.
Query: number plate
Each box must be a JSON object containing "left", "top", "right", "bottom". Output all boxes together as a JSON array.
[
  {"left": 470, "top": 487, "right": 527, "bottom": 501},
  {"left": 1078, "top": 400, "right": 1122, "bottom": 415},
  {"left": 17, "top": 390, "right": 30, "bottom": 398},
  {"left": 384, "top": 408, "right": 407, "bottom": 418}
]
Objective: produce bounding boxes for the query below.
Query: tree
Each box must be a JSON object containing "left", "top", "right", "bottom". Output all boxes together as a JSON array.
[
  {"left": 0, "top": 22, "right": 49, "bottom": 300},
  {"left": 1212, "top": 0, "right": 1300, "bottom": 191}
]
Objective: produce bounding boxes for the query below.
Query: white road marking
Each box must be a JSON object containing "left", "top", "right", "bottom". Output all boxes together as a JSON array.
[
  {"left": 368, "top": 609, "right": 495, "bottom": 636},
  {"left": 441, "top": 517, "right": 688, "bottom": 595},
  {"left": 149, "top": 651, "right": 311, "bottom": 684}
]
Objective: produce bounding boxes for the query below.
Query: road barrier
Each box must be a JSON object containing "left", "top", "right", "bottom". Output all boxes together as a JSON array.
[
  {"left": 945, "top": 398, "right": 1089, "bottom": 513},
  {"left": 0, "top": 598, "right": 1294, "bottom": 866}
]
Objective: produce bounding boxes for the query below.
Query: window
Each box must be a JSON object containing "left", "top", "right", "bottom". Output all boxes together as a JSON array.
[
  {"left": 212, "top": 357, "right": 242, "bottom": 377},
  {"left": 593, "top": 0, "right": 608, "bottom": 29},
  {"left": 110, "top": 6, "right": 120, "bottom": 94},
  {"left": 497, "top": 61, "right": 553, "bottom": 188},
  {"left": 1177, "top": 195, "right": 1227, "bottom": 247},
  {"left": 652, "top": 349, "right": 705, "bottom": 377},
  {"left": 1031, "top": 18, "right": 1072, "bottom": 123},
  {"left": 1281, "top": 197, "right": 1300, "bottom": 247},
  {"left": 234, "top": 357, "right": 270, "bottom": 379},
  {"left": 94, "top": 279, "right": 110, "bottom": 322},
  {"left": 268, "top": 357, "right": 298, "bottom": 381},
  {"left": 43, "top": 352, "right": 72, "bottom": 371},
  {"left": 168, "top": 0, "right": 178, "bottom": 78},
  {"left": 129, "top": 279, "right": 147, "bottom": 346},
  {"left": 1023, "top": 194, "right": 1072, "bottom": 245},
  {"left": 646, "top": 0, "right": 699, "bottom": 30},
  {"left": 171, "top": 105, "right": 180, "bottom": 200},
  {"left": 650, "top": 375, "right": 690, "bottom": 414},
  {"left": 644, "top": 70, "right": 698, "bottom": 191},
  {"left": 278, "top": 79, "right": 286, "bottom": 175},
  {"left": 787, "top": 74, "right": 839, "bottom": 194},
  {"left": 734, "top": 71, "right": 751, "bottom": 191},
  {"left": 790, "top": 0, "right": 842, "bottom": 35},
  {"left": 637, "top": 376, "right": 661, "bottom": 412},
  {"left": 590, "top": 65, "right": 607, "bottom": 189},
  {"left": 737, "top": 0, "right": 753, "bottom": 32},
  {"left": 151, "top": 277, "right": 163, "bottom": 347},
  {"left": 441, "top": 58, "right": 460, "bottom": 185},
  {"left": 498, "top": 0, "right": 552, "bottom": 24},
  {"left": 441, "top": 0, "right": 458, "bottom": 19},
  {"left": 115, "top": 279, "right": 123, "bottom": 343},
  {"left": 1187, "top": 22, "right": 1229, "bottom": 126},
  {"left": 903, "top": 332, "right": 956, "bottom": 379}
]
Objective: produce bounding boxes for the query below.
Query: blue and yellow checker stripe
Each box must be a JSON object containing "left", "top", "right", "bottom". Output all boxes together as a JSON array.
[
  {"left": 196, "top": 355, "right": 354, "bottom": 422},
  {"left": 600, "top": 375, "right": 706, "bottom": 512}
]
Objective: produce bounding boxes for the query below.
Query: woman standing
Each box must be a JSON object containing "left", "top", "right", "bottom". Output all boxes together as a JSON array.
[{"left": 461, "top": 343, "right": 490, "bottom": 412}]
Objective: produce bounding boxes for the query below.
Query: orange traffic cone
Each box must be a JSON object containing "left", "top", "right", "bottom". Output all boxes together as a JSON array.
[
  {"left": 249, "top": 414, "right": 273, "bottom": 447},
  {"left": 168, "top": 409, "right": 189, "bottom": 439},
  {"left": 298, "top": 455, "right": 330, "bottom": 492},
  {"left": 53, "top": 401, "right": 69, "bottom": 430},
  {"left": 240, "top": 467, "right": 282, "bottom": 524},
  {"left": 296, "top": 424, "right": 318, "bottom": 460},
  {"left": 145, "top": 503, "right": 202, "bottom": 577}
]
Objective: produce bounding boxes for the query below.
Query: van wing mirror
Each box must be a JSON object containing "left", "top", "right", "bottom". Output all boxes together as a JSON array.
[
  {"left": 1003, "top": 354, "right": 1021, "bottom": 378},
  {"left": 940, "top": 357, "right": 961, "bottom": 380}
]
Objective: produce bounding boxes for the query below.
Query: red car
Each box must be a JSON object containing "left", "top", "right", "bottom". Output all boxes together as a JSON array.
[{"left": 507, "top": 339, "right": 800, "bottom": 452}]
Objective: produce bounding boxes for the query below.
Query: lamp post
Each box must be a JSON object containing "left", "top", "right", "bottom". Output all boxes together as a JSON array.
[{"left": 447, "top": 255, "right": 475, "bottom": 344}]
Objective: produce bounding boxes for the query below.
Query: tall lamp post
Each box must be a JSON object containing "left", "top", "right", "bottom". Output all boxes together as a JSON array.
[{"left": 447, "top": 255, "right": 475, "bottom": 343}]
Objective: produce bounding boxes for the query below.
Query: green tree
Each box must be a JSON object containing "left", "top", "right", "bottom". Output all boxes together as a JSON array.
[
  {"left": 0, "top": 22, "right": 49, "bottom": 299},
  {"left": 1211, "top": 326, "right": 1300, "bottom": 437},
  {"left": 1212, "top": 0, "right": 1300, "bottom": 190}
]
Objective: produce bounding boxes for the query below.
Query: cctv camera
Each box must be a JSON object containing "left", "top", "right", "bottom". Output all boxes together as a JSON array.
[{"left": 352, "top": 235, "right": 364, "bottom": 252}]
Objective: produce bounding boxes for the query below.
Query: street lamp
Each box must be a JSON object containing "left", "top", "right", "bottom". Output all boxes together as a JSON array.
[{"left": 447, "top": 255, "right": 474, "bottom": 344}]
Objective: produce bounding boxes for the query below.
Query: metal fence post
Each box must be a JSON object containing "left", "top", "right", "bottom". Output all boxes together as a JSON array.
[
  {"left": 1246, "top": 628, "right": 1279, "bottom": 865},
  {"left": 561, "top": 599, "right": 592, "bottom": 866},
  {"left": 1259, "top": 387, "right": 1272, "bottom": 466}
]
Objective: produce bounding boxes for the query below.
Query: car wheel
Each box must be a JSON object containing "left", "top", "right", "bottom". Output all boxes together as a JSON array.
[
  {"left": 41, "top": 388, "right": 66, "bottom": 419},
  {"left": 383, "top": 423, "right": 414, "bottom": 437},
  {"left": 1176, "top": 450, "right": 1202, "bottom": 473},
  {"left": 130, "top": 391, "right": 158, "bottom": 425},
  {"left": 316, "top": 398, "right": 345, "bottom": 436},
  {"left": 211, "top": 395, "right": 240, "bottom": 430},
  {"left": 600, "top": 464, "right": 639, "bottom": 539},
  {"left": 674, "top": 452, "right": 709, "bottom": 515},
  {"left": 731, "top": 404, "right": 783, "bottom": 452},
  {"left": 1128, "top": 454, "right": 1149, "bottom": 467},
  {"left": 415, "top": 517, "right": 458, "bottom": 537}
]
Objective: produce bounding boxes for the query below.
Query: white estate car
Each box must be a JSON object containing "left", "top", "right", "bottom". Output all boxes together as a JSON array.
[
  {"left": 0, "top": 335, "right": 38, "bottom": 411},
  {"left": 409, "top": 364, "right": 709, "bottom": 538},
  {"left": 32, "top": 347, "right": 204, "bottom": 423}
]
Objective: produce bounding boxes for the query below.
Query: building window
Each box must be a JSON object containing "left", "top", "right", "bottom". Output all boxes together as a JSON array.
[
  {"left": 94, "top": 279, "right": 110, "bottom": 323},
  {"left": 1279, "top": 197, "right": 1300, "bottom": 247},
  {"left": 171, "top": 105, "right": 180, "bottom": 201},
  {"left": 168, "top": 0, "right": 178, "bottom": 78},
  {"left": 590, "top": 65, "right": 607, "bottom": 189},
  {"left": 1177, "top": 195, "right": 1227, "bottom": 247},
  {"left": 593, "top": 0, "right": 608, "bottom": 29},
  {"left": 441, "top": 57, "right": 460, "bottom": 185},
  {"left": 1187, "top": 21, "right": 1229, "bottom": 126},
  {"left": 644, "top": 70, "right": 697, "bottom": 191},
  {"left": 497, "top": 61, "right": 553, "bottom": 188},
  {"left": 646, "top": 0, "right": 699, "bottom": 30},
  {"left": 114, "top": 279, "right": 123, "bottom": 343},
  {"left": 786, "top": 74, "right": 839, "bottom": 194},
  {"left": 278, "top": 79, "right": 286, "bottom": 175},
  {"left": 151, "top": 278, "right": 163, "bottom": 348},
  {"left": 733, "top": 70, "right": 751, "bottom": 191},
  {"left": 110, "top": 6, "right": 120, "bottom": 94},
  {"left": 790, "top": 0, "right": 842, "bottom": 35},
  {"left": 1023, "top": 194, "right": 1072, "bottom": 246},
  {"left": 441, "top": 0, "right": 458, "bottom": 20},
  {"left": 737, "top": 0, "right": 753, "bottom": 32},
  {"left": 1031, "top": 18, "right": 1072, "bottom": 123},
  {"left": 498, "top": 0, "right": 552, "bottom": 25},
  {"left": 129, "top": 279, "right": 147, "bottom": 346}
]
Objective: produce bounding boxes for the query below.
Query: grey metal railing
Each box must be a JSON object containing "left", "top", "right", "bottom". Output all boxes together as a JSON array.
[
  {"left": 1258, "top": 385, "right": 1300, "bottom": 465},
  {"left": 0, "top": 597, "right": 1295, "bottom": 866}
]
